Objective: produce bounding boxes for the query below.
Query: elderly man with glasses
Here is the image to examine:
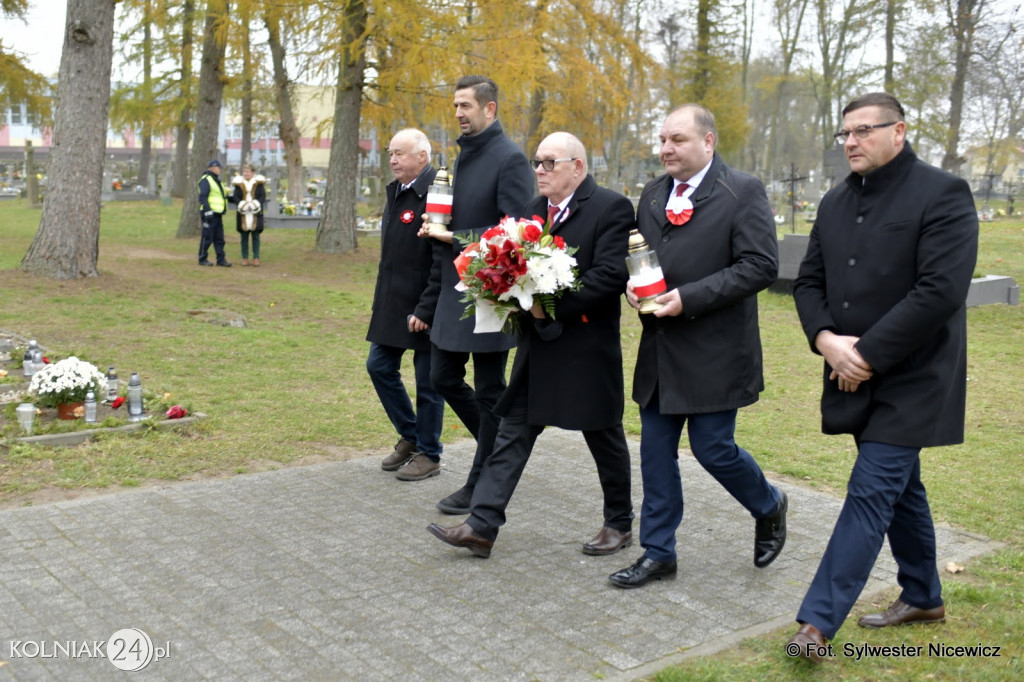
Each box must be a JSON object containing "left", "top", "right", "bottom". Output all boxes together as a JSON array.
[
  {"left": 427, "top": 132, "right": 635, "bottom": 559},
  {"left": 786, "top": 92, "right": 978, "bottom": 661}
]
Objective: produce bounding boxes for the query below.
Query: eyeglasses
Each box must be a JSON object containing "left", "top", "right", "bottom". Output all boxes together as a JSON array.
[
  {"left": 532, "top": 158, "right": 577, "bottom": 171},
  {"left": 833, "top": 121, "right": 898, "bottom": 144}
]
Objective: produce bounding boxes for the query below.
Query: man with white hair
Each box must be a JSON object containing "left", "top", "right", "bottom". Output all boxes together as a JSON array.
[
  {"left": 428, "top": 132, "right": 635, "bottom": 559},
  {"left": 366, "top": 129, "right": 445, "bottom": 478}
]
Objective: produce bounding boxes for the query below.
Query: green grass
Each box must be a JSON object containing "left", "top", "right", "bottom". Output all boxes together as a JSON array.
[{"left": 1, "top": 199, "right": 1022, "bottom": 679}]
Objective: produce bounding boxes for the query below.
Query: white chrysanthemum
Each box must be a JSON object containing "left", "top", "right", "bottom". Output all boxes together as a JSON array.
[{"left": 27, "top": 356, "right": 107, "bottom": 406}]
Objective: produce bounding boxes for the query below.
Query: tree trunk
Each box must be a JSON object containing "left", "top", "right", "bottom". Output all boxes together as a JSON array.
[
  {"left": 240, "top": 4, "right": 252, "bottom": 169},
  {"left": 137, "top": 8, "right": 153, "bottom": 190},
  {"left": 265, "top": 7, "right": 304, "bottom": 203},
  {"left": 316, "top": 0, "right": 366, "bottom": 254},
  {"left": 172, "top": 0, "right": 195, "bottom": 198},
  {"left": 176, "top": 0, "right": 229, "bottom": 239},
  {"left": 21, "top": 0, "right": 115, "bottom": 280},
  {"left": 942, "top": 0, "right": 985, "bottom": 174},
  {"left": 693, "top": 0, "right": 713, "bottom": 102},
  {"left": 884, "top": 0, "right": 897, "bottom": 92}
]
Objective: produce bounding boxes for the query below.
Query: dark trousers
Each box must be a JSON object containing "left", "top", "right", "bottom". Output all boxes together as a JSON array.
[
  {"left": 797, "top": 441, "right": 942, "bottom": 639},
  {"left": 466, "top": 387, "right": 633, "bottom": 541},
  {"left": 198, "top": 213, "right": 227, "bottom": 263},
  {"left": 638, "top": 401, "right": 780, "bottom": 562},
  {"left": 240, "top": 231, "right": 260, "bottom": 259},
  {"left": 366, "top": 343, "right": 444, "bottom": 459},
  {"left": 429, "top": 345, "right": 508, "bottom": 486}
]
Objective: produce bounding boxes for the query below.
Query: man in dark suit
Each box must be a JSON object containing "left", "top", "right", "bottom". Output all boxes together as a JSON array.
[
  {"left": 416, "top": 76, "right": 535, "bottom": 494},
  {"left": 366, "top": 129, "right": 445, "bottom": 480},
  {"left": 609, "top": 104, "right": 787, "bottom": 589},
  {"left": 786, "top": 93, "right": 978, "bottom": 661},
  {"left": 427, "top": 132, "right": 634, "bottom": 558}
]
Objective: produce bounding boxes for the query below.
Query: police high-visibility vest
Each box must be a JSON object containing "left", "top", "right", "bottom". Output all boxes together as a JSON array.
[{"left": 199, "top": 173, "right": 227, "bottom": 213}]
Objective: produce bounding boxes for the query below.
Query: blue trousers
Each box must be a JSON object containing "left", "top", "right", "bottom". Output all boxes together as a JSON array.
[
  {"left": 797, "top": 441, "right": 942, "bottom": 639},
  {"left": 366, "top": 343, "right": 444, "bottom": 459},
  {"left": 638, "top": 402, "right": 780, "bottom": 562}
]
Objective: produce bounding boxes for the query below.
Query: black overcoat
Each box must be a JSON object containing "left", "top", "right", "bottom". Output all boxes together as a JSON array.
[
  {"left": 632, "top": 154, "right": 779, "bottom": 414},
  {"left": 421, "top": 120, "right": 535, "bottom": 353},
  {"left": 792, "top": 144, "right": 978, "bottom": 446},
  {"left": 365, "top": 166, "right": 438, "bottom": 351},
  {"left": 495, "top": 176, "right": 633, "bottom": 430}
]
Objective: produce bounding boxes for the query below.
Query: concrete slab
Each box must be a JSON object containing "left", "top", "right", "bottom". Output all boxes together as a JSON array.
[{"left": 0, "top": 430, "right": 1000, "bottom": 680}]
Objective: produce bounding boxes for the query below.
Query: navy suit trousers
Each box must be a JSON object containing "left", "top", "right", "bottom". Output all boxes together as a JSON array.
[
  {"left": 366, "top": 343, "right": 444, "bottom": 458},
  {"left": 797, "top": 441, "right": 942, "bottom": 639},
  {"left": 638, "top": 401, "right": 780, "bottom": 562}
]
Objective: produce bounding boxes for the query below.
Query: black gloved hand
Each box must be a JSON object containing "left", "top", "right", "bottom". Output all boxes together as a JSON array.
[{"left": 201, "top": 221, "right": 211, "bottom": 231}]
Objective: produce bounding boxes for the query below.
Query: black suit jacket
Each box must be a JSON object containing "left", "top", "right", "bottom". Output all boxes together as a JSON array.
[
  {"left": 793, "top": 144, "right": 978, "bottom": 446},
  {"left": 495, "top": 175, "right": 633, "bottom": 430},
  {"left": 632, "top": 154, "right": 779, "bottom": 414}
]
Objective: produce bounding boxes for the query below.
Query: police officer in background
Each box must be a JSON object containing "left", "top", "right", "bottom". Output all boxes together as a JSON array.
[{"left": 198, "top": 160, "right": 231, "bottom": 267}]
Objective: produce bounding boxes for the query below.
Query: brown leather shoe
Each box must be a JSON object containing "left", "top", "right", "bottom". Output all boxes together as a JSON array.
[
  {"left": 857, "top": 598, "right": 946, "bottom": 628},
  {"left": 787, "top": 623, "right": 828, "bottom": 662},
  {"left": 395, "top": 453, "right": 440, "bottom": 481},
  {"left": 381, "top": 438, "right": 416, "bottom": 471},
  {"left": 427, "top": 522, "right": 493, "bottom": 558},
  {"left": 582, "top": 527, "right": 633, "bottom": 556}
]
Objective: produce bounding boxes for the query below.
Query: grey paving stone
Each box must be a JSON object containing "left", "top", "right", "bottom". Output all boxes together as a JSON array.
[{"left": 0, "top": 429, "right": 1001, "bottom": 680}]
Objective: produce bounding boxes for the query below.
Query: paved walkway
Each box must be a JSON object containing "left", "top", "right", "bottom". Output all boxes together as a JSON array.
[{"left": 0, "top": 430, "right": 1000, "bottom": 680}]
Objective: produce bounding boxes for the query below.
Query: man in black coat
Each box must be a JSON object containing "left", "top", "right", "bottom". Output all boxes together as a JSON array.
[
  {"left": 366, "top": 129, "right": 445, "bottom": 480},
  {"left": 428, "top": 132, "right": 634, "bottom": 558},
  {"left": 609, "top": 104, "right": 787, "bottom": 589},
  {"left": 786, "top": 93, "right": 978, "bottom": 661},
  {"left": 416, "top": 76, "right": 535, "bottom": 497}
]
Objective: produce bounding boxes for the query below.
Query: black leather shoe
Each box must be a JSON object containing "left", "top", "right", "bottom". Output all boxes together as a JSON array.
[
  {"left": 216, "top": 261, "right": 232, "bottom": 267},
  {"left": 608, "top": 556, "right": 677, "bottom": 589},
  {"left": 582, "top": 527, "right": 633, "bottom": 556},
  {"left": 437, "top": 484, "right": 473, "bottom": 515},
  {"left": 755, "top": 490, "right": 787, "bottom": 568},
  {"left": 857, "top": 599, "right": 945, "bottom": 628},
  {"left": 198, "top": 260, "right": 213, "bottom": 266},
  {"left": 427, "top": 522, "right": 493, "bottom": 558}
]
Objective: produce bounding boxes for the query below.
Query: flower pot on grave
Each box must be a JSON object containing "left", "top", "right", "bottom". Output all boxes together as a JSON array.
[{"left": 57, "top": 402, "right": 85, "bottom": 420}]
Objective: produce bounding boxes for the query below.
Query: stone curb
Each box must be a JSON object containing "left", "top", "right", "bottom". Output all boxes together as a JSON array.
[{"left": 9, "top": 412, "right": 207, "bottom": 448}]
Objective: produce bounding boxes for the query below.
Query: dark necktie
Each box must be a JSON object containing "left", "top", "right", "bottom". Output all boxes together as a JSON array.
[{"left": 547, "top": 204, "right": 560, "bottom": 226}]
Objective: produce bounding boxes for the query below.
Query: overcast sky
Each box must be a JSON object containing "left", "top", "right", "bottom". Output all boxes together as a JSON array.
[
  {"left": 2, "top": 0, "right": 1020, "bottom": 84},
  {"left": 0, "top": 0, "right": 66, "bottom": 77}
]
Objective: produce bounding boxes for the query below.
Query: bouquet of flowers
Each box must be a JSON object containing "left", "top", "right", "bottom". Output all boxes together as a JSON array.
[
  {"left": 454, "top": 215, "right": 580, "bottom": 334},
  {"left": 27, "top": 356, "right": 107, "bottom": 408}
]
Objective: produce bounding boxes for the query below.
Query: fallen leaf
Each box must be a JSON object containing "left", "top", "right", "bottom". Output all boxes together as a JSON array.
[{"left": 945, "top": 561, "right": 964, "bottom": 574}]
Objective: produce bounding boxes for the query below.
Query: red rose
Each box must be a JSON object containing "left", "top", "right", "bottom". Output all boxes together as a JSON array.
[
  {"left": 111, "top": 396, "right": 125, "bottom": 409},
  {"left": 165, "top": 405, "right": 188, "bottom": 419},
  {"left": 522, "top": 223, "right": 542, "bottom": 243},
  {"left": 42, "top": 356, "right": 50, "bottom": 364},
  {"left": 481, "top": 226, "right": 504, "bottom": 241},
  {"left": 553, "top": 235, "right": 566, "bottom": 249}
]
